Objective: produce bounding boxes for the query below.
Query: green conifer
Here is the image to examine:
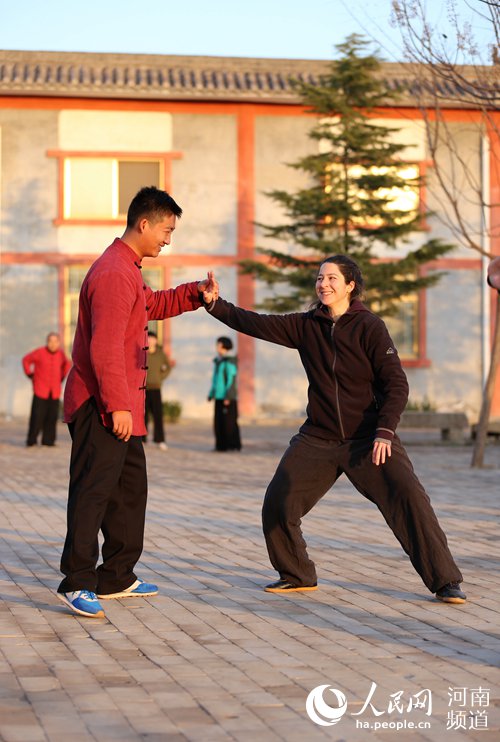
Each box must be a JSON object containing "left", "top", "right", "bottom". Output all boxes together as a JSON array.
[{"left": 241, "top": 35, "right": 454, "bottom": 316}]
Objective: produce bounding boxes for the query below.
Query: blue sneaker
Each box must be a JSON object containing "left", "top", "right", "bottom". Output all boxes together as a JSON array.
[
  {"left": 57, "top": 590, "right": 105, "bottom": 618},
  {"left": 97, "top": 578, "right": 158, "bottom": 599}
]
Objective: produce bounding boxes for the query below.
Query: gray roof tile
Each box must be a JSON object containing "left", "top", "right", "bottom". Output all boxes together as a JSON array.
[{"left": 0, "top": 50, "right": 497, "bottom": 106}]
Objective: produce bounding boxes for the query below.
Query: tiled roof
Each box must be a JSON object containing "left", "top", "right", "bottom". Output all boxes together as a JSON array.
[{"left": 0, "top": 50, "right": 497, "bottom": 106}]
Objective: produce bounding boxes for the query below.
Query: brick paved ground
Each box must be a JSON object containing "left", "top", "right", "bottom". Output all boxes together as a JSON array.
[{"left": 0, "top": 417, "right": 498, "bottom": 742}]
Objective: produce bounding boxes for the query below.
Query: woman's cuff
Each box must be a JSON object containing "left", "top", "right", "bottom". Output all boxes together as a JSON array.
[
  {"left": 375, "top": 427, "right": 394, "bottom": 443},
  {"left": 199, "top": 291, "right": 216, "bottom": 309}
]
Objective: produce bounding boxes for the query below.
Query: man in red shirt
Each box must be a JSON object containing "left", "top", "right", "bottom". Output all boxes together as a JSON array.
[
  {"left": 57, "top": 187, "right": 218, "bottom": 619},
  {"left": 22, "top": 332, "right": 71, "bottom": 447}
]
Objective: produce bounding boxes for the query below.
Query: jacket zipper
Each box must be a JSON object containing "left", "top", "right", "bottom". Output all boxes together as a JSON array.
[{"left": 330, "top": 322, "right": 346, "bottom": 439}]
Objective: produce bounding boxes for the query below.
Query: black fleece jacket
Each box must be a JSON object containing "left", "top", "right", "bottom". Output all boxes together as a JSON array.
[{"left": 207, "top": 298, "right": 409, "bottom": 442}]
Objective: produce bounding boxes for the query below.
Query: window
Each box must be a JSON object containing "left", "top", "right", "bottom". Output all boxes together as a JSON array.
[
  {"left": 63, "top": 157, "right": 161, "bottom": 220},
  {"left": 348, "top": 164, "right": 420, "bottom": 226},
  {"left": 118, "top": 161, "right": 160, "bottom": 215},
  {"left": 64, "top": 265, "right": 165, "bottom": 351},
  {"left": 324, "top": 163, "right": 421, "bottom": 228},
  {"left": 49, "top": 150, "right": 181, "bottom": 224},
  {"left": 64, "top": 265, "right": 89, "bottom": 352},
  {"left": 142, "top": 267, "right": 164, "bottom": 341},
  {"left": 323, "top": 158, "right": 424, "bottom": 361},
  {"left": 384, "top": 294, "right": 419, "bottom": 360}
]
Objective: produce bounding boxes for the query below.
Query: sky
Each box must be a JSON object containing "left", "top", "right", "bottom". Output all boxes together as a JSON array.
[{"left": 0, "top": 0, "right": 495, "bottom": 63}]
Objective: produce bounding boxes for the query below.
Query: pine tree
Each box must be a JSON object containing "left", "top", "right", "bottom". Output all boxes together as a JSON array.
[{"left": 241, "top": 35, "right": 454, "bottom": 315}]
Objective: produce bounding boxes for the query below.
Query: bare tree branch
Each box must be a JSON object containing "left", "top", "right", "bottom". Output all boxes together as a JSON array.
[{"left": 391, "top": 0, "right": 500, "bottom": 465}]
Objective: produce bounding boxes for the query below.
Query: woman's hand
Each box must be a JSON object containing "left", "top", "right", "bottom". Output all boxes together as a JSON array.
[{"left": 372, "top": 439, "right": 391, "bottom": 466}]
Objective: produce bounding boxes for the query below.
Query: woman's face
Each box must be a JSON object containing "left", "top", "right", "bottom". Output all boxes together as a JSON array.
[{"left": 315, "top": 262, "right": 355, "bottom": 313}]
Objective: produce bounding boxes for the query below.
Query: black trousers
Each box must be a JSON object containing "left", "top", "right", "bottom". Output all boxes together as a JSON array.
[
  {"left": 262, "top": 432, "right": 463, "bottom": 593},
  {"left": 214, "top": 400, "right": 241, "bottom": 451},
  {"left": 58, "top": 398, "right": 147, "bottom": 595},
  {"left": 144, "top": 388, "right": 165, "bottom": 443},
  {"left": 26, "top": 394, "right": 60, "bottom": 446}
]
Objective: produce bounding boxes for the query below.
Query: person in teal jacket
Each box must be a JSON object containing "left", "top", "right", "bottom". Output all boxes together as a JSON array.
[{"left": 208, "top": 336, "right": 242, "bottom": 451}]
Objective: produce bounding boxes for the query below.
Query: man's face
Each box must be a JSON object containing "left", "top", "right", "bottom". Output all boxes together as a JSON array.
[
  {"left": 46, "top": 334, "right": 60, "bottom": 352},
  {"left": 138, "top": 214, "right": 176, "bottom": 259}
]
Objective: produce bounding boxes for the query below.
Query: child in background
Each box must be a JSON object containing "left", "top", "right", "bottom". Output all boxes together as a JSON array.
[{"left": 208, "top": 336, "right": 242, "bottom": 452}]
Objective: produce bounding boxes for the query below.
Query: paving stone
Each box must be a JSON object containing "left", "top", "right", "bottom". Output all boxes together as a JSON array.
[{"left": 0, "top": 417, "right": 498, "bottom": 741}]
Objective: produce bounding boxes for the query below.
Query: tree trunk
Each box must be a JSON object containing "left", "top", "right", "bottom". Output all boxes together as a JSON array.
[{"left": 471, "top": 292, "right": 500, "bottom": 467}]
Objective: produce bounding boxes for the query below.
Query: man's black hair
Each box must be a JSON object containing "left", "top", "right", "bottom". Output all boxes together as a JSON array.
[{"left": 127, "top": 186, "right": 182, "bottom": 228}]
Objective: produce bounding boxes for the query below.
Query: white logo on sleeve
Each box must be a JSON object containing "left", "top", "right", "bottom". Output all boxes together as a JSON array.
[
  {"left": 306, "top": 685, "right": 348, "bottom": 726},
  {"left": 386, "top": 347, "right": 395, "bottom": 354}
]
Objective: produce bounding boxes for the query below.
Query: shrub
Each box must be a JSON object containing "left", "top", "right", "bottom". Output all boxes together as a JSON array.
[{"left": 162, "top": 400, "right": 182, "bottom": 423}]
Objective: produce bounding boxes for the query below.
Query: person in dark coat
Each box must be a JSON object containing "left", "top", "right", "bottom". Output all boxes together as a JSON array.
[
  {"left": 206, "top": 255, "right": 466, "bottom": 604},
  {"left": 487, "top": 256, "right": 500, "bottom": 291},
  {"left": 208, "top": 336, "right": 241, "bottom": 452},
  {"left": 22, "top": 332, "right": 71, "bottom": 447}
]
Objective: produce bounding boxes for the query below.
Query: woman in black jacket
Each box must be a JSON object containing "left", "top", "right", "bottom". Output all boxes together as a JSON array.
[{"left": 207, "top": 255, "right": 466, "bottom": 604}]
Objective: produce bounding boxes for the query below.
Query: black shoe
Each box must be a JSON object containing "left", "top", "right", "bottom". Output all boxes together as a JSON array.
[
  {"left": 264, "top": 579, "right": 318, "bottom": 593},
  {"left": 436, "top": 582, "right": 467, "bottom": 604}
]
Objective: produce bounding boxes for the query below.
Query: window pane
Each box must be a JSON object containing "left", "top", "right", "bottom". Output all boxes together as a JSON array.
[
  {"left": 67, "top": 159, "right": 113, "bottom": 218},
  {"left": 142, "top": 267, "right": 163, "bottom": 341},
  {"left": 68, "top": 266, "right": 88, "bottom": 292},
  {"left": 65, "top": 265, "right": 89, "bottom": 352},
  {"left": 324, "top": 163, "right": 420, "bottom": 228},
  {"left": 385, "top": 299, "right": 418, "bottom": 359},
  {"left": 142, "top": 267, "right": 162, "bottom": 290},
  {"left": 118, "top": 161, "right": 161, "bottom": 215}
]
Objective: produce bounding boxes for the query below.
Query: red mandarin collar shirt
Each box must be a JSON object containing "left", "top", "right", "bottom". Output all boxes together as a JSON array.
[
  {"left": 64, "top": 238, "right": 202, "bottom": 436},
  {"left": 22, "top": 347, "right": 71, "bottom": 399}
]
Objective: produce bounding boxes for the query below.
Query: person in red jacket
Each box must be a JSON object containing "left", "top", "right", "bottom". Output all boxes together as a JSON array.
[
  {"left": 57, "top": 186, "right": 219, "bottom": 619},
  {"left": 22, "top": 332, "right": 71, "bottom": 447},
  {"left": 206, "top": 255, "right": 466, "bottom": 605}
]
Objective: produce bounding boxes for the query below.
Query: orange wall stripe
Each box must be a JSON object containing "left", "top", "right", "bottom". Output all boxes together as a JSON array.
[
  {"left": 236, "top": 105, "right": 256, "bottom": 416},
  {"left": 1, "top": 252, "right": 240, "bottom": 266},
  {"left": 1, "top": 252, "right": 483, "bottom": 271},
  {"left": 0, "top": 96, "right": 306, "bottom": 116},
  {"left": 47, "top": 149, "right": 183, "bottom": 158},
  {"left": 0, "top": 95, "right": 487, "bottom": 123}
]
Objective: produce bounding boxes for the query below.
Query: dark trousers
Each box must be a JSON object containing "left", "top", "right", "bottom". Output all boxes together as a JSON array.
[
  {"left": 262, "top": 432, "right": 463, "bottom": 593},
  {"left": 26, "top": 394, "right": 60, "bottom": 446},
  {"left": 214, "top": 400, "right": 241, "bottom": 451},
  {"left": 144, "top": 388, "right": 165, "bottom": 443},
  {"left": 58, "top": 398, "right": 147, "bottom": 595}
]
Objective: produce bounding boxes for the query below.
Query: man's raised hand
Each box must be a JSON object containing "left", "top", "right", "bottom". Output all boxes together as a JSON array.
[{"left": 198, "top": 270, "right": 219, "bottom": 304}]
